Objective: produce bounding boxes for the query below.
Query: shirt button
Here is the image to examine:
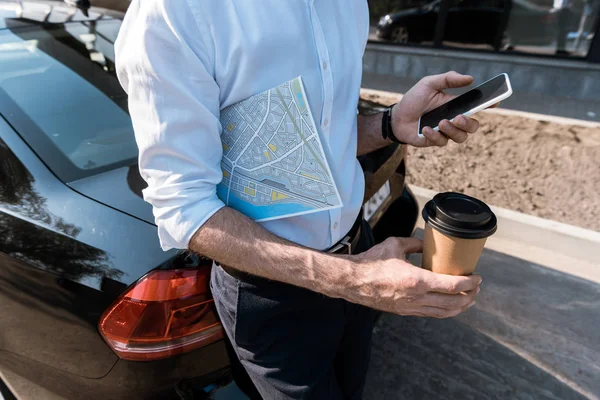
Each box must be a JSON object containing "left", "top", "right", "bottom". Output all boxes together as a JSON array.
[
  {"left": 323, "top": 119, "right": 329, "bottom": 127},
  {"left": 323, "top": 62, "right": 328, "bottom": 70},
  {"left": 333, "top": 222, "right": 338, "bottom": 229}
]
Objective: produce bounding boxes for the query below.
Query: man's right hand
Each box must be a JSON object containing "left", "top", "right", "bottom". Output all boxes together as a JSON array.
[{"left": 346, "top": 237, "right": 481, "bottom": 318}]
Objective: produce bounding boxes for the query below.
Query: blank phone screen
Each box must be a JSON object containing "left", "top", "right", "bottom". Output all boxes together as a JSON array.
[{"left": 420, "top": 74, "right": 509, "bottom": 132}]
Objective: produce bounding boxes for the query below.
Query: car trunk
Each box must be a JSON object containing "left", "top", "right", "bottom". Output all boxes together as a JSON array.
[{"left": 67, "top": 164, "right": 155, "bottom": 225}]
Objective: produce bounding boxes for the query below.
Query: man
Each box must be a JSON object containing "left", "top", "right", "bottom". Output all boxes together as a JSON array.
[{"left": 116, "top": 1, "right": 484, "bottom": 398}]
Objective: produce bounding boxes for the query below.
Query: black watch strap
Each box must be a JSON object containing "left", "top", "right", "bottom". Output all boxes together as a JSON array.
[{"left": 381, "top": 104, "right": 405, "bottom": 145}]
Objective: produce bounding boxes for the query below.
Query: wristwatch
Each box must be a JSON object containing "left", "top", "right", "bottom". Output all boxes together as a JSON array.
[{"left": 381, "top": 103, "right": 405, "bottom": 144}]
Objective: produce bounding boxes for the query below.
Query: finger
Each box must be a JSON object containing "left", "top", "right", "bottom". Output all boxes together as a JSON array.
[
  {"left": 397, "top": 237, "right": 423, "bottom": 254},
  {"left": 488, "top": 102, "right": 500, "bottom": 109},
  {"left": 453, "top": 115, "right": 480, "bottom": 134},
  {"left": 418, "top": 287, "right": 479, "bottom": 309},
  {"left": 438, "top": 119, "right": 468, "bottom": 143},
  {"left": 413, "top": 301, "right": 476, "bottom": 319},
  {"left": 425, "top": 273, "right": 482, "bottom": 294},
  {"left": 422, "top": 71, "right": 474, "bottom": 91},
  {"left": 422, "top": 126, "right": 448, "bottom": 147}
]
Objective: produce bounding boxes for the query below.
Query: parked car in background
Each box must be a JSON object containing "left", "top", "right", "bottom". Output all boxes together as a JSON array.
[
  {"left": 0, "top": 1, "right": 418, "bottom": 399},
  {"left": 376, "top": 0, "right": 557, "bottom": 49}
]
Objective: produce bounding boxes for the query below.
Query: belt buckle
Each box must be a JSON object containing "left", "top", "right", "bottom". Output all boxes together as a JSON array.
[{"left": 328, "top": 236, "right": 352, "bottom": 255}]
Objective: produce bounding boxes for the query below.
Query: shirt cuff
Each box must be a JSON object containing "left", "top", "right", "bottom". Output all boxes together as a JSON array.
[{"left": 156, "top": 196, "right": 226, "bottom": 251}]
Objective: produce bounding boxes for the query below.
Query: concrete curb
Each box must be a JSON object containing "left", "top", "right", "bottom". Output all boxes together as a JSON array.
[
  {"left": 360, "top": 88, "right": 600, "bottom": 128},
  {"left": 409, "top": 185, "right": 600, "bottom": 283},
  {"left": 365, "top": 42, "right": 600, "bottom": 72}
]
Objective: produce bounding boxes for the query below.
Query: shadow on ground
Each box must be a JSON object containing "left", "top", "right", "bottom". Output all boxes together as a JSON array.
[{"left": 364, "top": 229, "right": 600, "bottom": 400}]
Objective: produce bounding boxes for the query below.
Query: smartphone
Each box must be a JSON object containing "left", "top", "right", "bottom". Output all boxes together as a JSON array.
[{"left": 417, "top": 73, "right": 513, "bottom": 138}]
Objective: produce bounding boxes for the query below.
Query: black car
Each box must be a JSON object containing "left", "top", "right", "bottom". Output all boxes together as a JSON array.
[
  {"left": 0, "top": 1, "right": 418, "bottom": 399},
  {"left": 376, "top": 0, "right": 557, "bottom": 49}
]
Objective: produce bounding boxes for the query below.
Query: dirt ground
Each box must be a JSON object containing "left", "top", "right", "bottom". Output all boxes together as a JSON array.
[{"left": 361, "top": 91, "right": 600, "bottom": 232}]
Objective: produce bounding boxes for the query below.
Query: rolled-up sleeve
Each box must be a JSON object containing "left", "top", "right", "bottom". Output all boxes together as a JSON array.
[{"left": 115, "top": 0, "right": 225, "bottom": 251}]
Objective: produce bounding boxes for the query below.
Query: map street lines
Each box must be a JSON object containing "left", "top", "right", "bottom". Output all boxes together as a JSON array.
[{"left": 217, "top": 77, "right": 342, "bottom": 221}]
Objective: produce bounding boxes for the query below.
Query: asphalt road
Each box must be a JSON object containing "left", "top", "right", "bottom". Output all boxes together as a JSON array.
[
  {"left": 363, "top": 229, "right": 600, "bottom": 400},
  {"left": 220, "top": 226, "right": 599, "bottom": 400}
]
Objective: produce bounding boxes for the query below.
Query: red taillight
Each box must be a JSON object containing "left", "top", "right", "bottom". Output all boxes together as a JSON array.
[{"left": 99, "top": 268, "right": 223, "bottom": 361}]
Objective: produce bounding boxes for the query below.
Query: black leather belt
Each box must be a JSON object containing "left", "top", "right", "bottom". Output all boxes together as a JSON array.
[{"left": 219, "top": 211, "right": 364, "bottom": 281}]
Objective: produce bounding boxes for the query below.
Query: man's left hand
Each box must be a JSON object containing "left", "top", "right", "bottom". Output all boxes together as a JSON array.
[{"left": 391, "top": 71, "right": 494, "bottom": 147}]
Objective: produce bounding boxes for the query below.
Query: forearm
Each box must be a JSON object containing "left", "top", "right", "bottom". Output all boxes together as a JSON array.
[
  {"left": 188, "top": 206, "right": 483, "bottom": 319},
  {"left": 189, "top": 207, "right": 355, "bottom": 298},
  {"left": 357, "top": 113, "right": 394, "bottom": 156}
]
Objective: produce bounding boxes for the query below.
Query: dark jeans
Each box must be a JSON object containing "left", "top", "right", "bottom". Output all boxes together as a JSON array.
[{"left": 210, "top": 220, "right": 377, "bottom": 399}]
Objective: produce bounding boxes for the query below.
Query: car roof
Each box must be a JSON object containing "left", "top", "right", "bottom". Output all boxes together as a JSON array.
[{"left": 0, "top": 0, "right": 124, "bottom": 30}]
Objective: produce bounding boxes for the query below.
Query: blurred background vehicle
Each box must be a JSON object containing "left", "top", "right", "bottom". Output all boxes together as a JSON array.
[
  {"left": 0, "top": 1, "right": 418, "bottom": 398},
  {"left": 370, "top": 0, "right": 600, "bottom": 57},
  {"left": 376, "top": 0, "right": 558, "bottom": 49}
]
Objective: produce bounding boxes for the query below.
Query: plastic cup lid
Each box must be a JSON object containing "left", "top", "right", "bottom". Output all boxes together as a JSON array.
[{"left": 422, "top": 192, "right": 497, "bottom": 239}]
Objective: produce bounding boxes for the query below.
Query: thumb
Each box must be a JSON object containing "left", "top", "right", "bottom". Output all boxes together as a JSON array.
[
  {"left": 398, "top": 237, "right": 423, "bottom": 255},
  {"left": 424, "top": 71, "right": 474, "bottom": 91}
]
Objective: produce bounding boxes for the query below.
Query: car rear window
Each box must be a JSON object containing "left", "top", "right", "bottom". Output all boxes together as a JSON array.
[{"left": 0, "top": 18, "right": 137, "bottom": 181}]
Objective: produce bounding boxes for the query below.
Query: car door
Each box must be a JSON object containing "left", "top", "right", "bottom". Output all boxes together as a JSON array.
[
  {"left": 445, "top": 0, "right": 504, "bottom": 45},
  {"left": 475, "top": 0, "right": 506, "bottom": 45},
  {"left": 506, "top": 0, "right": 557, "bottom": 46},
  {"left": 445, "top": 0, "right": 471, "bottom": 43}
]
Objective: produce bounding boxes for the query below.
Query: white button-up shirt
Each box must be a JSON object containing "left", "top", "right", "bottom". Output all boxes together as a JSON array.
[{"left": 116, "top": 0, "right": 370, "bottom": 251}]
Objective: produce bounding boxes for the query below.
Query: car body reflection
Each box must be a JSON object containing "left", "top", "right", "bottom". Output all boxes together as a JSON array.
[{"left": 0, "top": 140, "right": 122, "bottom": 378}]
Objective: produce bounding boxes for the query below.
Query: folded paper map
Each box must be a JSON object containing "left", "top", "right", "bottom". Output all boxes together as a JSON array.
[{"left": 217, "top": 77, "right": 342, "bottom": 221}]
